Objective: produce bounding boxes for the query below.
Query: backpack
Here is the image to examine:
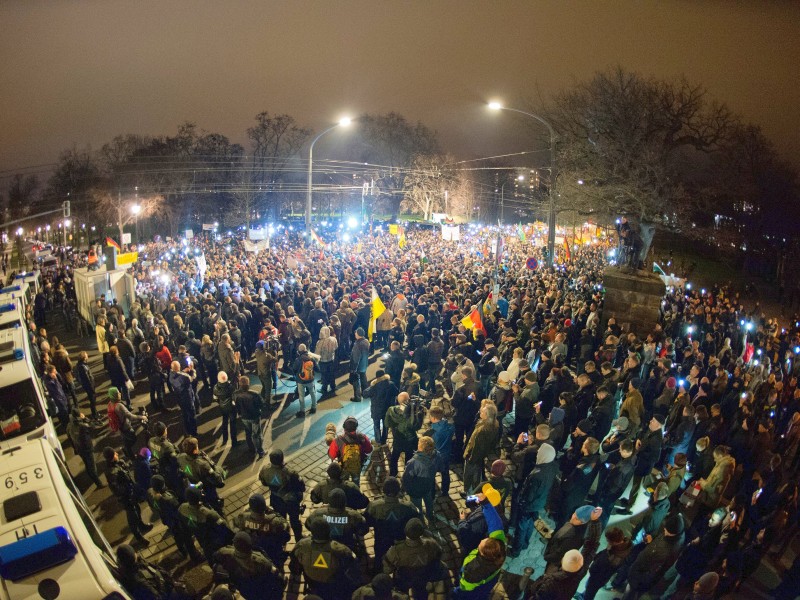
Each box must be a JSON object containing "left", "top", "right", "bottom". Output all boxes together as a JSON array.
[
  {"left": 298, "top": 358, "right": 315, "bottom": 382},
  {"left": 337, "top": 435, "right": 363, "bottom": 477},
  {"left": 107, "top": 401, "right": 120, "bottom": 432}
]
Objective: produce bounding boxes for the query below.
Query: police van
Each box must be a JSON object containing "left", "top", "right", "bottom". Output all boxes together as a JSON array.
[
  {"left": 0, "top": 305, "right": 60, "bottom": 457},
  {"left": 12, "top": 272, "right": 41, "bottom": 296},
  {"left": 0, "top": 438, "right": 129, "bottom": 599},
  {"left": 0, "top": 284, "right": 32, "bottom": 312}
]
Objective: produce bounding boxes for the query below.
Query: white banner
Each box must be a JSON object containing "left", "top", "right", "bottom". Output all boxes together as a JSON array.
[
  {"left": 442, "top": 224, "right": 460, "bottom": 241},
  {"left": 122, "top": 233, "right": 131, "bottom": 244},
  {"left": 243, "top": 239, "right": 269, "bottom": 253},
  {"left": 185, "top": 229, "right": 194, "bottom": 239},
  {"left": 248, "top": 228, "right": 268, "bottom": 241},
  {"left": 202, "top": 223, "right": 215, "bottom": 231}
]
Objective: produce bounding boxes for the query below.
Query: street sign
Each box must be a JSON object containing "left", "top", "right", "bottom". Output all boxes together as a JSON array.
[{"left": 526, "top": 257, "right": 539, "bottom": 270}]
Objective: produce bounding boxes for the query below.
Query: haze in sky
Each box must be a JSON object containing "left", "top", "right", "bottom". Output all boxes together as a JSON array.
[{"left": 1, "top": 0, "right": 797, "bottom": 177}]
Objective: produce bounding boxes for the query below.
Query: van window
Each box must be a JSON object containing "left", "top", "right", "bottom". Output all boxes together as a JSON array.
[{"left": 0, "top": 380, "right": 46, "bottom": 439}]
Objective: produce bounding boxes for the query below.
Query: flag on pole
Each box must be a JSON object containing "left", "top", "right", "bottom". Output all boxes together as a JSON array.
[
  {"left": 563, "top": 239, "right": 571, "bottom": 262},
  {"left": 398, "top": 231, "right": 407, "bottom": 249},
  {"left": 653, "top": 262, "right": 666, "bottom": 276},
  {"left": 460, "top": 300, "right": 487, "bottom": 336},
  {"left": 367, "top": 287, "right": 387, "bottom": 342},
  {"left": 106, "top": 236, "right": 121, "bottom": 251},
  {"left": 496, "top": 237, "right": 504, "bottom": 265},
  {"left": 517, "top": 223, "right": 526, "bottom": 242},
  {"left": 309, "top": 229, "right": 323, "bottom": 246}
]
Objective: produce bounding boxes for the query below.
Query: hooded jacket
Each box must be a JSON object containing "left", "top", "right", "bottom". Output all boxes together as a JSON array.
[
  {"left": 701, "top": 454, "right": 735, "bottom": 506},
  {"left": 315, "top": 326, "right": 338, "bottom": 363},
  {"left": 363, "top": 374, "right": 399, "bottom": 420},
  {"left": 518, "top": 444, "right": 559, "bottom": 515}
]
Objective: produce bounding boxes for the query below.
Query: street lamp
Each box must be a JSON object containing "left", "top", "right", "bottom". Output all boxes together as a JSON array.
[
  {"left": 307, "top": 117, "right": 352, "bottom": 231},
  {"left": 499, "top": 174, "right": 525, "bottom": 225},
  {"left": 488, "top": 101, "right": 557, "bottom": 265}
]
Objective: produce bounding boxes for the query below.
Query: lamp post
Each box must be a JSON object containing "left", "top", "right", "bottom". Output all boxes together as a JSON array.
[
  {"left": 499, "top": 174, "right": 525, "bottom": 225},
  {"left": 307, "top": 117, "right": 352, "bottom": 232},
  {"left": 488, "top": 102, "right": 557, "bottom": 266}
]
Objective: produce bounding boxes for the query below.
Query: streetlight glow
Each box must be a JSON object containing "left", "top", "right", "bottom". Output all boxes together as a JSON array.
[
  {"left": 338, "top": 117, "right": 353, "bottom": 127},
  {"left": 131, "top": 204, "right": 141, "bottom": 215},
  {"left": 488, "top": 101, "right": 503, "bottom": 110},
  {"left": 64, "top": 219, "right": 71, "bottom": 227}
]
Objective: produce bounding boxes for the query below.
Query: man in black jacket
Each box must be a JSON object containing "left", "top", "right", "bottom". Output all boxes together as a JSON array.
[
  {"left": 423, "top": 329, "right": 444, "bottom": 392},
  {"left": 452, "top": 367, "right": 481, "bottom": 460},
  {"left": 234, "top": 377, "right": 265, "bottom": 459},
  {"left": 596, "top": 439, "right": 636, "bottom": 527},
  {"left": 363, "top": 369, "right": 398, "bottom": 444},
  {"left": 618, "top": 414, "right": 664, "bottom": 512}
]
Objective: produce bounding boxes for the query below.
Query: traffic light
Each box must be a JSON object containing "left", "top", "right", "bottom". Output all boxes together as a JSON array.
[{"left": 63, "top": 200, "right": 70, "bottom": 218}]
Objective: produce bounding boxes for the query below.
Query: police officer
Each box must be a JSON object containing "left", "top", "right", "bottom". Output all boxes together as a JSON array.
[
  {"left": 383, "top": 518, "right": 447, "bottom": 599},
  {"left": 232, "top": 493, "right": 290, "bottom": 569},
  {"left": 307, "top": 488, "right": 368, "bottom": 558},
  {"left": 116, "top": 544, "right": 173, "bottom": 599},
  {"left": 147, "top": 475, "right": 202, "bottom": 561},
  {"left": 103, "top": 446, "right": 152, "bottom": 544},
  {"left": 364, "top": 476, "right": 418, "bottom": 572},
  {"left": 290, "top": 519, "right": 358, "bottom": 600},
  {"left": 177, "top": 436, "right": 226, "bottom": 513},
  {"left": 258, "top": 449, "right": 305, "bottom": 542},
  {"left": 353, "top": 573, "right": 409, "bottom": 600},
  {"left": 310, "top": 461, "right": 369, "bottom": 509},
  {"left": 148, "top": 421, "right": 183, "bottom": 498},
  {"left": 178, "top": 486, "right": 229, "bottom": 563},
  {"left": 212, "top": 531, "right": 285, "bottom": 599}
]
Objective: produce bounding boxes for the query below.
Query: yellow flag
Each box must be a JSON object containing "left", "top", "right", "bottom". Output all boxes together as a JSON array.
[
  {"left": 389, "top": 224, "right": 398, "bottom": 235},
  {"left": 398, "top": 232, "right": 406, "bottom": 249},
  {"left": 368, "top": 288, "right": 387, "bottom": 342},
  {"left": 461, "top": 314, "right": 475, "bottom": 330}
]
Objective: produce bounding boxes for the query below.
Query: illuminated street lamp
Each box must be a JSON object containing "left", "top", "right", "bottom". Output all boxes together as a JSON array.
[
  {"left": 131, "top": 204, "right": 141, "bottom": 244},
  {"left": 307, "top": 117, "right": 352, "bottom": 231},
  {"left": 488, "top": 101, "right": 557, "bottom": 265}
]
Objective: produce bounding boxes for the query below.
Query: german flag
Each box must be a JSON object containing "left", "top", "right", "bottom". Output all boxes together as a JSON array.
[
  {"left": 106, "top": 237, "right": 121, "bottom": 251},
  {"left": 460, "top": 300, "right": 487, "bottom": 336},
  {"left": 563, "top": 239, "right": 571, "bottom": 262},
  {"left": 309, "top": 229, "right": 324, "bottom": 246}
]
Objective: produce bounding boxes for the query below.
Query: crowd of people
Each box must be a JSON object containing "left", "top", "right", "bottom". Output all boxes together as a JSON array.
[{"left": 19, "top": 223, "right": 800, "bottom": 599}]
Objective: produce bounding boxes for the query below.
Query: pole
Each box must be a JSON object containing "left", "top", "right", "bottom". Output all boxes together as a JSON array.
[
  {"left": 547, "top": 129, "right": 557, "bottom": 267},
  {"left": 500, "top": 183, "right": 504, "bottom": 225}
]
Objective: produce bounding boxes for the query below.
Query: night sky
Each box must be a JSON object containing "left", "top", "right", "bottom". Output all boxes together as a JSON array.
[{"left": 1, "top": 1, "right": 798, "bottom": 176}]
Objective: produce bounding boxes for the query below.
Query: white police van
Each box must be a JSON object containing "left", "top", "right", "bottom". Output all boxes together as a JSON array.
[
  {"left": 0, "top": 284, "right": 32, "bottom": 312},
  {"left": 0, "top": 305, "right": 59, "bottom": 457},
  {"left": 0, "top": 438, "right": 129, "bottom": 599}
]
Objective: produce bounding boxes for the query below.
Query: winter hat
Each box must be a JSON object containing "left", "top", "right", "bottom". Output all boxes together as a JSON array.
[
  {"left": 695, "top": 572, "right": 720, "bottom": 595},
  {"left": 666, "top": 377, "right": 677, "bottom": 389},
  {"left": 664, "top": 513, "right": 685, "bottom": 535},
  {"left": 612, "top": 417, "right": 629, "bottom": 432},
  {"left": 576, "top": 419, "right": 593, "bottom": 435},
  {"left": 490, "top": 460, "right": 507, "bottom": 477},
  {"left": 574, "top": 505, "right": 594, "bottom": 523},
  {"left": 138, "top": 447, "right": 151, "bottom": 460},
  {"left": 151, "top": 475, "right": 166, "bottom": 492},
  {"left": 536, "top": 443, "right": 556, "bottom": 464},
  {"left": 630, "top": 377, "right": 642, "bottom": 390},
  {"left": 405, "top": 518, "right": 425, "bottom": 540},
  {"left": 481, "top": 484, "right": 501, "bottom": 507},
  {"left": 561, "top": 549, "right": 584, "bottom": 573},
  {"left": 652, "top": 413, "right": 667, "bottom": 425},
  {"left": 107, "top": 387, "right": 120, "bottom": 399},
  {"left": 496, "top": 371, "right": 512, "bottom": 389}
]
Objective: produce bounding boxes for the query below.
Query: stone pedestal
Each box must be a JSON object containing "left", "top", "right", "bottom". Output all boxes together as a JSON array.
[{"left": 601, "top": 267, "right": 665, "bottom": 337}]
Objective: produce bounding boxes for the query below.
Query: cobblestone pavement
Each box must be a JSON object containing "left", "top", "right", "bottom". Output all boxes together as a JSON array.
[{"left": 48, "top": 312, "right": 783, "bottom": 599}]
